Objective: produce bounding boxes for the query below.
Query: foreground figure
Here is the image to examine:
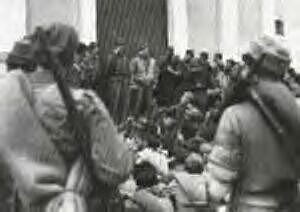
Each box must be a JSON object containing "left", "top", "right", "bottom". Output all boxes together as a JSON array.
[
  {"left": 172, "top": 35, "right": 300, "bottom": 212},
  {"left": 1, "top": 23, "right": 133, "bottom": 211}
]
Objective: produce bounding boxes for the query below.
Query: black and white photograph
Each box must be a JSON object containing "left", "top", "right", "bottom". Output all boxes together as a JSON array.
[{"left": 0, "top": 0, "right": 299, "bottom": 211}]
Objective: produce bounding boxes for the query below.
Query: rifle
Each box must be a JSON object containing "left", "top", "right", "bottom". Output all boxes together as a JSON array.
[{"left": 34, "top": 29, "right": 94, "bottom": 194}]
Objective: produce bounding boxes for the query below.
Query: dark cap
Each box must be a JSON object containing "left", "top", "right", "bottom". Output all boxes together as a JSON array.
[
  {"left": 8, "top": 39, "right": 34, "bottom": 61},
  {"left": 6, "top": 38, "right": 36, "bottom": 71}
]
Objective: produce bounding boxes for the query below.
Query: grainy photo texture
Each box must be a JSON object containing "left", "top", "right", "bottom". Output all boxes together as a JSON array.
[{"left": 0, "top": 0, "right": 299, "bottom": 211}]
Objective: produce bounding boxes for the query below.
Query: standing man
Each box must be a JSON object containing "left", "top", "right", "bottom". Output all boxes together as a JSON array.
[
  {"left": 211, "top": 53, "right": 226, "bottom": 88},
  {"left": 105, "top": 38, "right": 130, "bottom": 124},
  {"left": 155, "top": 46, "right": 182, "bottom": 107},
  {"left": 129, "top": 44, "right": 158, "bottom": 119},
  {"left": 193, "top": 51, "right": 212, "bottom": 89}
]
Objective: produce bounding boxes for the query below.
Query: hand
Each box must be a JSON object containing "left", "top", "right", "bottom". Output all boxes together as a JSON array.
[
  {"left": 205, "top": 172, "right": 232, "bottom": 202},
  {"left": 11, "top": 158, "right": 64, "bottom": 204}
]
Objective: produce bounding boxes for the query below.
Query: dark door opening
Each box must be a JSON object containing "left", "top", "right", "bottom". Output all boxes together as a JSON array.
[{"left": 97, "top": 0, "right": 168, "bottom": 62}]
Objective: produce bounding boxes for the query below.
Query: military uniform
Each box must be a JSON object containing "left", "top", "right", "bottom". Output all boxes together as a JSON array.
[
  {"left": 129, "top": 55, "right": 158, "bottom": 118},
  {"left": 106, "top": 50, "right": 130, "bottom": 124}
]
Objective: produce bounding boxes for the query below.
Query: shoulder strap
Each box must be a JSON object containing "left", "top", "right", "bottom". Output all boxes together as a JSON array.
[{"left": 248, "top": 87, "right": 298, "bottom": 173}]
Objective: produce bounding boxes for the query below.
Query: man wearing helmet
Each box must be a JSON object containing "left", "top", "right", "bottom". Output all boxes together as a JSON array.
[{"left": 163, "top": 35, "right": 300, "bottom": 212}]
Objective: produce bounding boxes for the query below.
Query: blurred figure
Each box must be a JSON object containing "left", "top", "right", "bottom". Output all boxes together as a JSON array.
[
  {"left": 284, "top": 68, "right": 300, "bottom": 97},
  {"left": 129, "top": 45, "right": 158, "bottom": 119},
  {"left": 2, "top": 23, "right": 133, "bottom": 211},
  {"left": 211, "top": 53, "right": 225, "bottom": 84},
  {"left": 68, "top": 42, "right": 87, "bottom": 87},
  {"left": 198, "top": 51, "right": 211, "bottom": 70},
  {"left": 105, "top": 37, "right": 130, "bottom": 124},
  {"left": 155, "top": 54, "right": 182, "bottom": 107},
  {"left": 155, "top": 47, "right": 176, "bottom": 107},
  {"left": 174, "top": 50, "right": 195, "bottom": 103},
  {"left": 183, "top": 49, "right": 195, "bottom": 68},
  {"left": 158, "top": 46, "right": 174, "bottom": 71},
  {"left": 78, "top": 42, "right": 98, "bottom": 89},
  {"left": 192, "top": 52, "right": 212, "bottom": 89}
]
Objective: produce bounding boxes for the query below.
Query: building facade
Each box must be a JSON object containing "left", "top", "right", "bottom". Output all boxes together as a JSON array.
[{"left": 1, "top": 0, "right": 300, "bottom": 68}]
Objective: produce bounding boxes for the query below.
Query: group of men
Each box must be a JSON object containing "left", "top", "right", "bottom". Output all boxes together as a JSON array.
[{"left": 98, "top": 39, "right": 234, "bottom": 126}]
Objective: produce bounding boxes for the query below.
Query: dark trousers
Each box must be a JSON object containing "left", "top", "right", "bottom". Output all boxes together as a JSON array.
[
  {"left": 129, "top": 86, "right": 153, "bottom": 119},
  {"left": 107, "top": 78, "right": 130, "bottom": 124}
]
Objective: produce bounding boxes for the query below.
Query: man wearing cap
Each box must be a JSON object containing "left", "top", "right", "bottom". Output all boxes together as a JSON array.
[
  {"left": 1, "top": 24, "right": 134, "bottom": 211},
  {"left": 129, "top": 45, "right": 158, "bottom": 118},
  {"left": 152, "top": 35, "right": 300, "bottom": 212},
  {"left": 105, "top": 37, "right": 130, "bottom": 124}
]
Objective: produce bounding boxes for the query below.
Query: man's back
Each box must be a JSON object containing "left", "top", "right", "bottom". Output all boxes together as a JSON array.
[
  {"left": 216, "top": 87, "right": 298, "bottom": 207},
  {"left": 224, "top": 102, "right": 296, "bottom": 190}
]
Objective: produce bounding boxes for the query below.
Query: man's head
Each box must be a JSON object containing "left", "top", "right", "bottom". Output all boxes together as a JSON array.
[
  {"left": 114, "top": 37, "right": 126, "bottom": 55},
  {"left": 287, "top": 67, "right": 296, "bottom": 78},
  {"left": 77, "top": 43, "right": 87, "bottom": 56},
  {"left": 244, "top": 35, "right": 291, "bottom": 79},
  {"left": 138, "top": 44, "right": 150, "bottom": 58},
  {"left": 184, "top": 49, "right": 194, "bottom": 62},
  {"left": 88, "top": 42, "right": 99, "bottom": 55},
  {"left": 166, "top": 46, "right": 174, "bottom": 57},
  {"left": 213, "top": 53, "right": 223, "bottom": 63},
  {"left": 31, "top": 23, "right": 79, "bottom": 69},
  {"left": 200, "top": 51, "right": 209, "bottom": 62}
]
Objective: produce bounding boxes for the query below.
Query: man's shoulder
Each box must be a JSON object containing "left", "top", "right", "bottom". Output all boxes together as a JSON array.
[{"left": 223, "top": 102, "right": 257, "bottom": 119}]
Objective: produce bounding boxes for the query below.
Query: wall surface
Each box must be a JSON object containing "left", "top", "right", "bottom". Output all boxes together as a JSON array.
[
  {"left": 186, "top": 0, "right": 218, "bottom": 54},
  {"left": 284, "top": 0, "right": 300, "bottom": 70},
  {"left": 168, "top": 0, "right": 267, "bottom": 59},
  {"left": 27, "top": 0, "right": 96, "bottom": 44},
  {"left": 1, "top": 0, "right": 300, "bottom": 69},
  {"left": 0, "top": 0, "right": 96, "bottom": 54},
  {"left": 167, "top": 0, "right": 189, "bottom": 56},
  {"left": 0, "top": 0, "right": 26, "bottom": 52},
  {"left": 97, "top": 0, "right": 168, "bottom": 59}
]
